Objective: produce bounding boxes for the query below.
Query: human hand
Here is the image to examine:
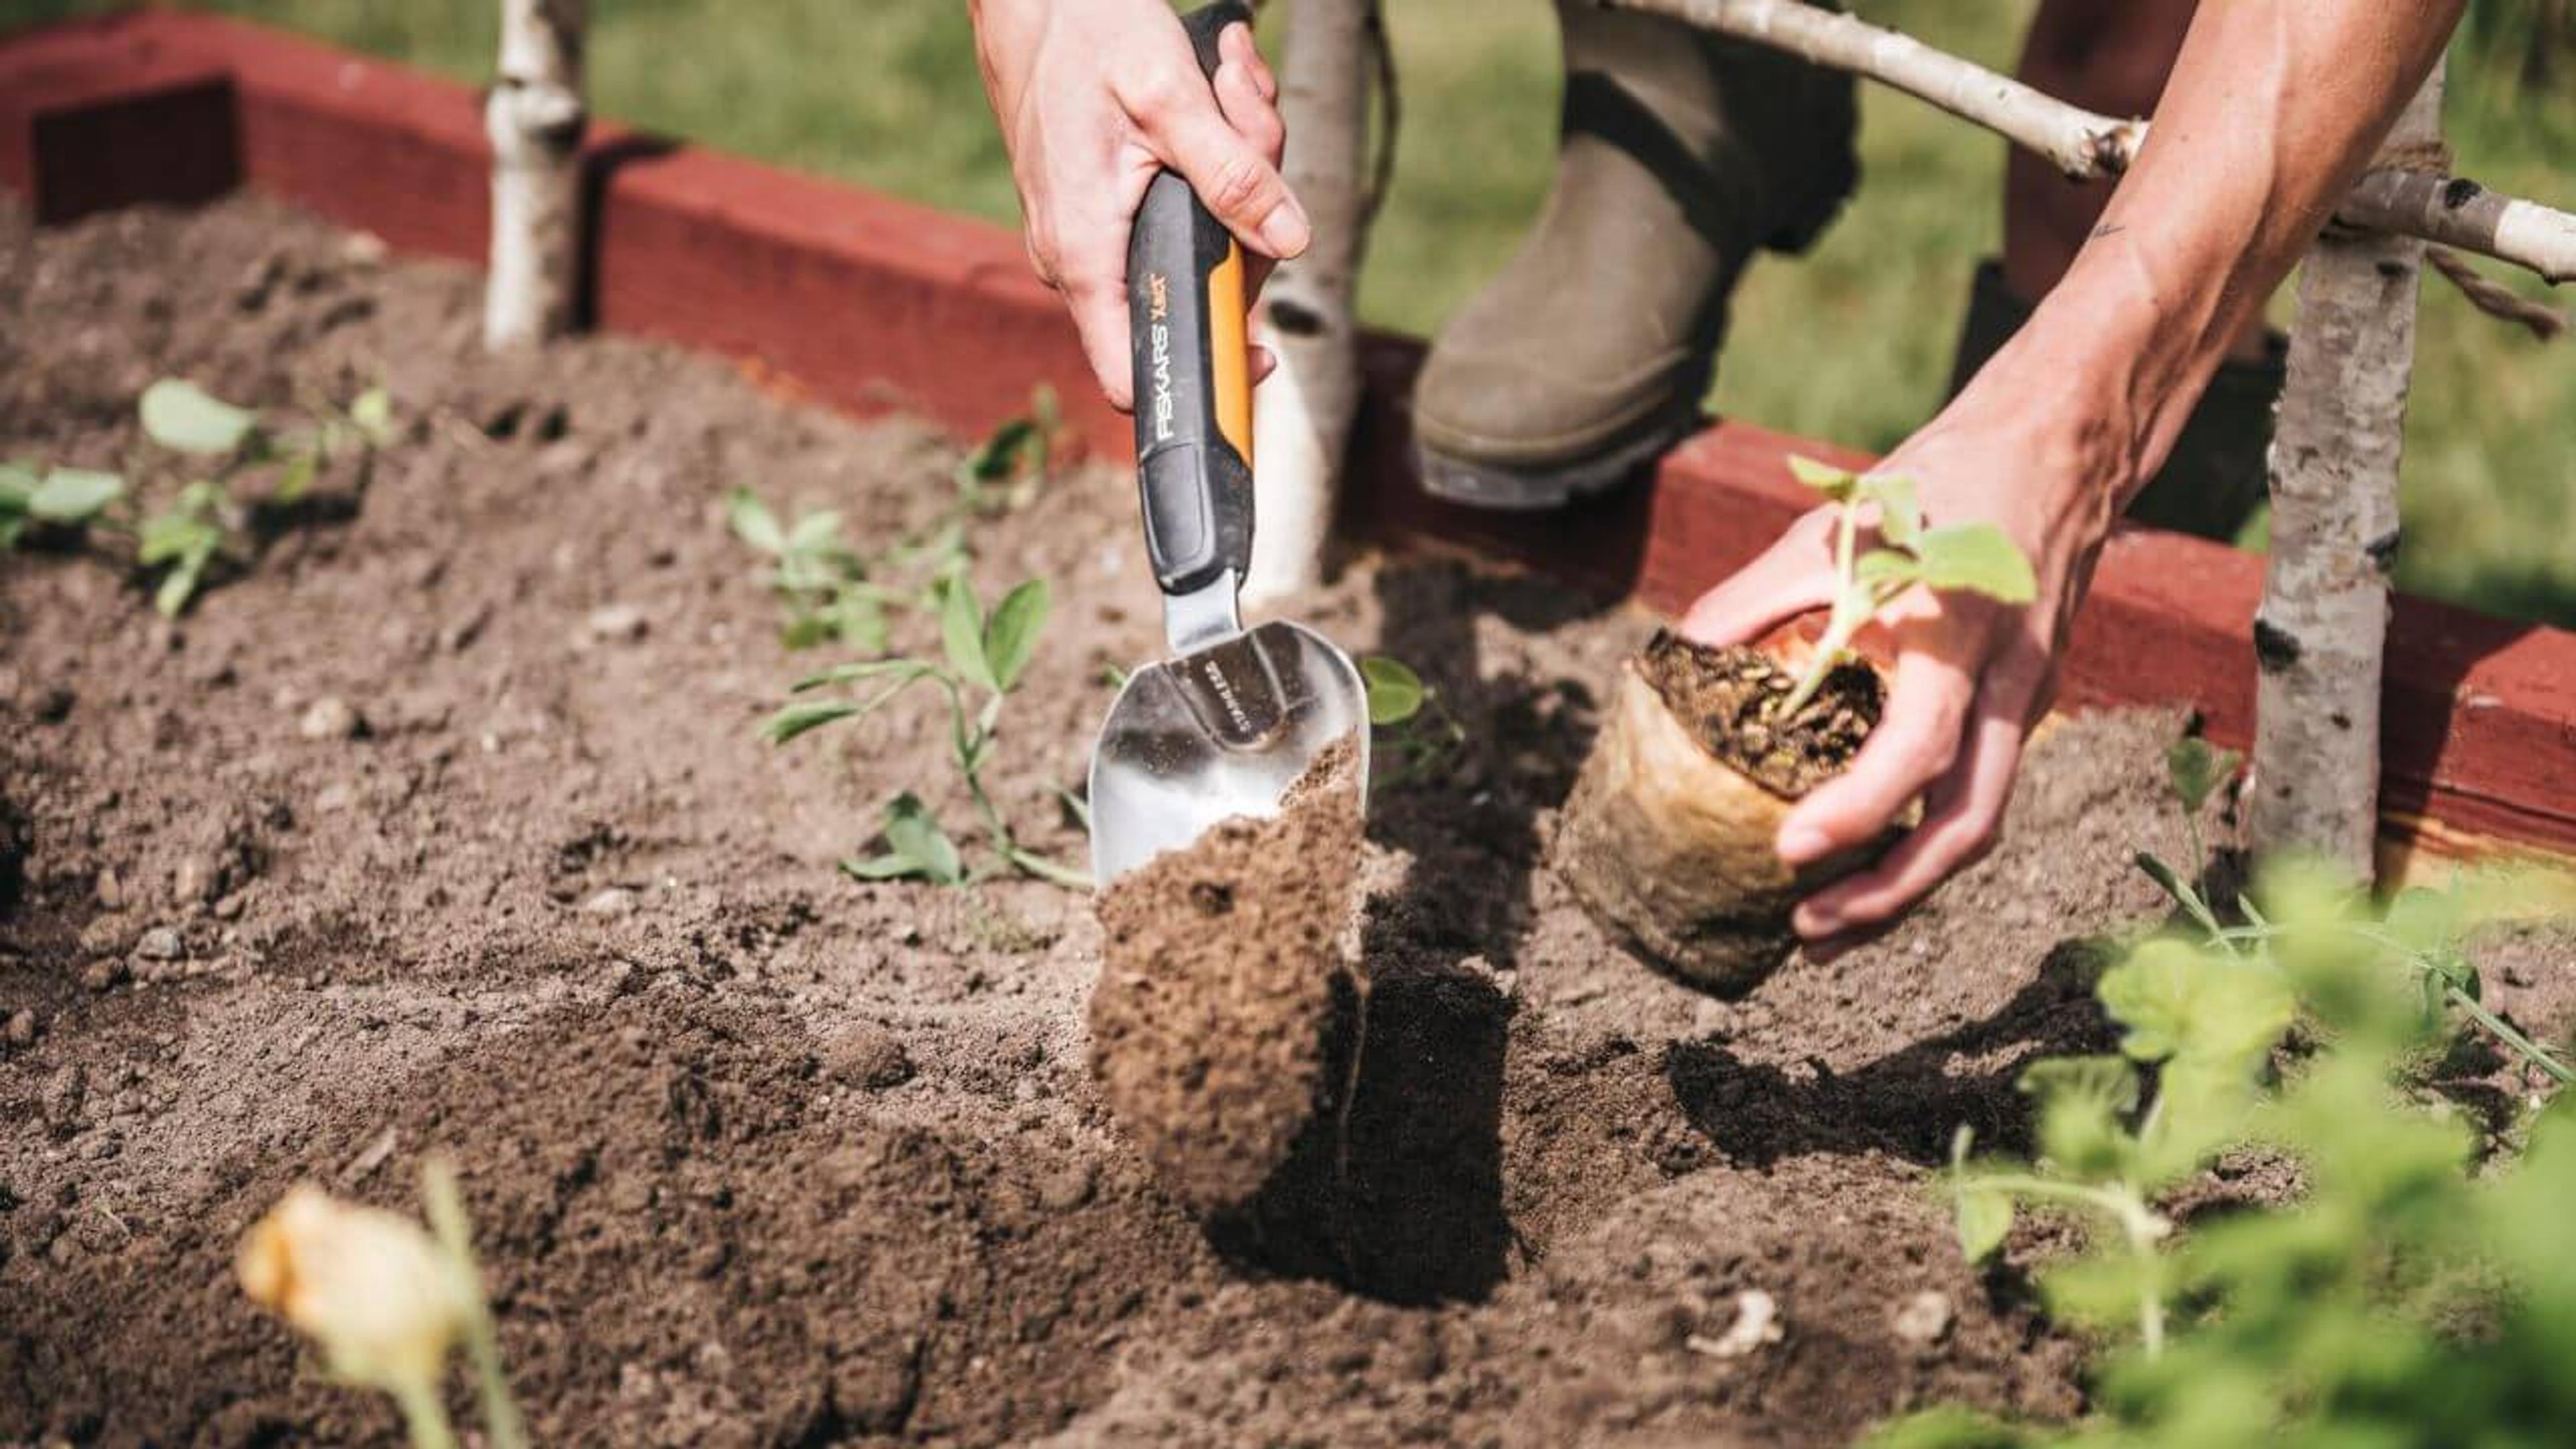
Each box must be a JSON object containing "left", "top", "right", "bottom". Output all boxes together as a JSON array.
[
  {"left": 1676, "top": 386, "right": 2131, "bottom": 946},
  {"left": 971, "top": 0, "right": 1304, "bottom": 410}
]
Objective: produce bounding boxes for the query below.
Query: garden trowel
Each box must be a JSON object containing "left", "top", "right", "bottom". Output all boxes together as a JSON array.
[{"left": 1087, "top": 1, "right": 1370, "bottom": 888}]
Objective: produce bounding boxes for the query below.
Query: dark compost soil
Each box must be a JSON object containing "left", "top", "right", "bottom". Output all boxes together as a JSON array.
[
  {"left": 1638, "top": 631, "right": 1880, "bottom": 798},
  {"left": 1092, "top": 737, "right": 1364, "bottom": 1215},
  {"left": 5, "top": 197, "right": 2572, "bottom": 1448}
]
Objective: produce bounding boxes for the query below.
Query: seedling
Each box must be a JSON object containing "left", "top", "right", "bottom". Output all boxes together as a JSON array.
[
  {"left": 7, "top": 378, "right": 395, "bottom": 614},
  {"left": 724, "top": 488, "right": 892, "bottom": 651},
  {"left": 763, "top": 575, "right": 1087, "bottom": 890},
  {"left": 1947, "top": 934, "right": 2296, "bottom": 1357},
  {"left": 728, "top": 388, "right": 1062, "bottom": 649},
  {"left": 1885, "top": 863, "right": 2576, "bottom": 1449},
  {"left": 1360, "top": 655, "right": 1465, "bottom": 794},
  {"left": 0, "top": 463, "right": 124, "bottom": 547},
  {"left": 1776, "top": 455, "right": 2037, "bottom": 717},
  {"left": 2135, "top": 735, "right": 2572, "bottom": 1086}
]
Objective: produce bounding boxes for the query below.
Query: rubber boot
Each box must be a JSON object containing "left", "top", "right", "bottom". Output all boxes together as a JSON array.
[
  {"left": 1947, "top": 258, "right": 2285, "bottom": 541},
  {"left": 1413, "top": 0, "right": 1858, "bottom": 510}
]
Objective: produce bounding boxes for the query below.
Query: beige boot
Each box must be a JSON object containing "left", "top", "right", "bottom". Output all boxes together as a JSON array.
[{"left": 1413, "top": 0, "right": 1858, "bottom": 510}]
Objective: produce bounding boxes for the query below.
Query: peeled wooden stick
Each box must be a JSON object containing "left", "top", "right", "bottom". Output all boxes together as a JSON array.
[
  {"left": 1246, "top": 0, "right": 1375, "bottom": 607},
  {"left": 1603, "top": 0, "right": 2576, "bottom": 286},
  {"left": 2249, "top": 67, "right": 2445, "bottom": 876},
  {"left": 483, "top": 0, "right": 586, "bottom": 351}
]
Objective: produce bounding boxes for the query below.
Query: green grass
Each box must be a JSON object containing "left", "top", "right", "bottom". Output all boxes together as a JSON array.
[{"left": 22, "top": 0, "right": 2574, "bottom": 624}]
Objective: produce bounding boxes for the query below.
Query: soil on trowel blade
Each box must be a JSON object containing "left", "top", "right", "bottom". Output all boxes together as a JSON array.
[{"left": 1090, "top": 737, "right": 1364, "bottom": 1214}]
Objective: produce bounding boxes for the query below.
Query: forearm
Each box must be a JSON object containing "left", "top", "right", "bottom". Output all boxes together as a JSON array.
[{"left": 1976, "top": 0, "right": 2461, "bottom": 527}]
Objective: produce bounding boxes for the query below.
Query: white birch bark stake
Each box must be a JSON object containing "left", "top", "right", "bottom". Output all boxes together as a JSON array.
[
  {"left": 1245, "top": 0, "right": 1372, "bottom": 608},
  {"left": 484, "top": 0, "right": 588, "bottom": 351},
  {"left": 2249, "top": 64, "right": 2447, "bottom": 876}
]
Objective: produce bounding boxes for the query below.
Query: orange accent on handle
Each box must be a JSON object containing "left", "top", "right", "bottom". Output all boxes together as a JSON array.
[{"left": 1206, "top": 241, "right": 1252, "bottom": 466}]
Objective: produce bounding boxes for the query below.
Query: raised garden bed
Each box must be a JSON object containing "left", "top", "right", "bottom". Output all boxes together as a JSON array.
[{"left": 7, "top": 186, "right": 2575, "bottom": 1449}]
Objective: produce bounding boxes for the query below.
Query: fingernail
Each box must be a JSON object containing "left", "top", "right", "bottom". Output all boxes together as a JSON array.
[
  {"left": 1777, "top": 824, "right": 1833, "bottom": 864},
  {"left": 1259, "top": 203, "right": 1309, "bottom": 258}
]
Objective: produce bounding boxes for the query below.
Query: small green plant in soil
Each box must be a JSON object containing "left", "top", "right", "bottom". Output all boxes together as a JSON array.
[
  {"left": 237, "top": 1156, "right": 523, "bottom": 1449},
  {"left": 2136, "top": 735, "right": 2573, "bottom": 1087},
  {"left": 1778, "top": 455, "right": 2037, "bottom": 716},
  {"left": 1359, "top": 655, "right": 1465, "bottom": 793},
  {"left": 763, "top": 574, "right": 1087, "bottom": 889},
  {"left": 727, "top": 386, "right": 1061, "bottom": 650},
  {"left": 1879, "top": 860, "right": 2576, "bottom": 1448},
  {"left": 5, "top": 377, "right": 394, "bottom": 614}
]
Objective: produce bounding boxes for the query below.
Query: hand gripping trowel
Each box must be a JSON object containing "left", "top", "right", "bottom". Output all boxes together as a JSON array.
[{"left": 1086, "top": 1, "right": 1370, "bottom": 888}]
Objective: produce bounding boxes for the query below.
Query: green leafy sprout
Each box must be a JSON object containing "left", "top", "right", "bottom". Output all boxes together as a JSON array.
[
  {"left": 762, "top": 574, "right": 1087, "bottom": 890},
  {"left": 2136, "top": 735, "right": 2572, "bottom": 1086},
  {"left": 1359, "top": 655, "right": 1465, "bottom": 794},
  {"left": 1882, "top": 859, "right": 2576, "bottom": 1448},
  {"left": 727, "top": 386, "right": 1061, "bottom": 652},
  {"left": 5, "top": 377, "right": 395, "bottom": 615},
  {"left": 1778, "top": 455, "right": 2037, "bottom": 717}
]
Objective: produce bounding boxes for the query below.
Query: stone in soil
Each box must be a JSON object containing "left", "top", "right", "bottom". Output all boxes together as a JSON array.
[{"left": 1089, "top": 736, "right": 1365, "bottom": 1214}]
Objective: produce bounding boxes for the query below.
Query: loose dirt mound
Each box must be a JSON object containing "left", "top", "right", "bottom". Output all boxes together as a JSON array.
[
  {"left": 1091, "top": 737, "right": 1364, "bottom": 1213},
  {"left": 6, "top": 197, "right": 2570, "bottom": 1447}
]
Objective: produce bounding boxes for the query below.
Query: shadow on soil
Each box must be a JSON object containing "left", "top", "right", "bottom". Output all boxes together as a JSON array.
[
  {"left": 1212, "top": 559, "right": 1609, "bottom": 1305},
  {"left": 1666, "top": 938, "right": 2119, "bottom": 1169}
]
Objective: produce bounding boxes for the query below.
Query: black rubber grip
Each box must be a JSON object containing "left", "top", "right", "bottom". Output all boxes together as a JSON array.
[{"left": 1128, "top": 1, "right": 1256, "bottom": 598}]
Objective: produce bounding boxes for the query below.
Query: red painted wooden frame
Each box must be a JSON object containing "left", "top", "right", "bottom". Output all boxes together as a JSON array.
[{"left": 7, "top": 10, "right": 2571, "bottom": 856}]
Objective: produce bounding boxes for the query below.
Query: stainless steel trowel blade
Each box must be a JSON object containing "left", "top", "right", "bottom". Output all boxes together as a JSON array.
[{"left": 1087, "top": 619, "right": 1370, "bottom": 886}]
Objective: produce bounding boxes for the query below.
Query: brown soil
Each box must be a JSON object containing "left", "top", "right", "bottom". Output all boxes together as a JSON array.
[
  {"left": 1638, "top": 631, "right": 1880, "bottom": 799},
  {"left": 5, "top": 196, "right": 2571, "bottom": 1448},
  {"left": 1091, "top": 737, "right": 1364, "bottom": 1214}
]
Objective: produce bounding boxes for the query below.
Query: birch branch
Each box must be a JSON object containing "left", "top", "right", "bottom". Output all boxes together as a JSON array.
[
  {"left": 483, "top": 0, "right": 587, "bottom": 351},
  {"left": 1602, "top": 0, "right": 2576, "bottom": 286}
]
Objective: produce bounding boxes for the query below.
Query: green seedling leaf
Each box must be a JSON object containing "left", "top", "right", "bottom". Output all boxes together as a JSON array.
[
  {"left": 2021, "top": 1055, "right": 2142, "bottom": 1179},
  {"left": 1360, "top": 656, "right": 1427, "bottom": 726},
  {"left": 2165, "top": 737, "right": 2241, "bottom": 815},
  {"left": 348, "top": 386, "right": 395, "bottom": 447},
  {"left": 28, "top": 468, "right": 124, "bottom": 523},
  {"left": 1786, "top": 453, "right": 1860, "bottom": 502},
  {"left": 788, "top": 658, "right": 934, "bottom": 693},
  {"left": 1955, "top": 1183, "right": 2015, "bottom": 1263},
  {"left": 140, "top": 379, "right": 259, "bottom": 455},
  {"left": 982, "top": 579, "right": 1050, "bottom": 692},
  {"left": 725, "top": 488, "right": 787, "bottom": 554},
  {"left": 879, "top": 792, "right": 965, "bottom": 884},
  {"left": 154, "top": 550, "right": 213, "bottom": 616},
  {"left": 2097, "top": 938, "right": 2294, "bottom": 1068},
  {"left": 939, "top": 578, "right": 997, "bottom": 692},
  {"left": 138, "top": 511, "right": 222, "bottom": 567},
  {"left": 1855, "top": 548, "right": 1920, "bottom": 593},
  {"left": 824, "top": 592, "right": 891, "bottom": 653},
  {"left": 0, "top": 462, "right": 35, "bottom": 511},
  {"left": 966, "top": 417, "right": 1042, "bottom": 482},
  {"left": 759, "top": 699, "right": 862, "bottom": 744},
  {"left": 786, "top": 508, "right": 846, "bottom": 555},
  {"left": 1909, "top": 524, "right": 2038, "bottom": 603},
  {"left": 272, "top": 449, "right": 319, "bottom": 505},
  {"left": 1858, "top": 474, "right": 1923, "bottom": 549},
  {"left": 1949, "top": 1128, "right": 2014, "bottom": 1262}
]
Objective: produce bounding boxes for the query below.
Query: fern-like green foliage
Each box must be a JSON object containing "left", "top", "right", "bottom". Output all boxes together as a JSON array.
[{"left": 1876, "top": 860, "right": 2576, "bottom": 1448}]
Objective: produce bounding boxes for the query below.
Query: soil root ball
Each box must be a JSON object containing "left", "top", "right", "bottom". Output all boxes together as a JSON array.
[
  {"left": 1553, "top": 631, "right": 1889, "bottom": 996},
  {"left": 1089, "top": 739, "right": 1364, "bottom": 1214}
]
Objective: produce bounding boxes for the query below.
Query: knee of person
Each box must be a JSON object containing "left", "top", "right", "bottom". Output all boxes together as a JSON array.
[{"left": 2020, "top": 0, "right": 2195, "bottom": 115}]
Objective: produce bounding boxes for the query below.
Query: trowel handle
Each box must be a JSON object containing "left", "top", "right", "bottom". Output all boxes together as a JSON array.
[{"left": 1127, "top": 1, "right": 1258, "bottom": 599}]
